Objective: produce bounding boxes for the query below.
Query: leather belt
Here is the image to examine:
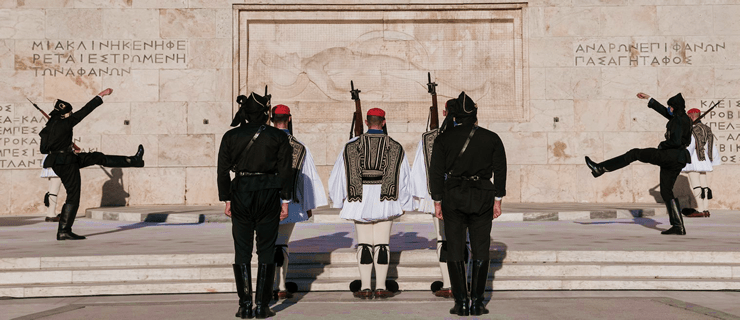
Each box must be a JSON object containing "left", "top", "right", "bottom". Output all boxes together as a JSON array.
[
  {"left": 449, "top": 175, "right": 480, "bottom": 181},
  {"left": 236, "top": 172, "right": 274, "bottom": 176},
  {"left": 49, "top": 150, "right": 72, "bottom": 154}
]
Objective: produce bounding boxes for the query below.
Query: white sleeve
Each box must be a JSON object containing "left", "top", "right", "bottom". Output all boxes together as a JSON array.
[
  {"left": 711, "top": 142, "right": 722, "bottom": 166},
  {"left": 398, "top": 153, "right": 414, "bottom": 212},
  {"left": 686, "top": 135, "right": 696, "bottom": 158},
  {"left": 328, "top": 148, "right": 347, "bottom": 209},
  {"left": 410, "top": 139, "right": 428, "bottom": 199},
  {"left": 299, "top": 147, "right": 328, "bottom": 212}
]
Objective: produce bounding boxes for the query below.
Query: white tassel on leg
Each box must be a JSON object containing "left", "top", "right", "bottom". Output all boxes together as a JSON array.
[
  {"left": 688, "top": 172, "right": 705, "bottom": 212},
  {"left": 46, "top": 178, "right": 62, "bottom": 218}
]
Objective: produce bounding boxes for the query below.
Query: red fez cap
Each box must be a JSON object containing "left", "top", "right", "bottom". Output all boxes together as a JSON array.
[
  {"left": 367, "top": 108, "right": 385, "bottom": 118},
  {"left": 687, "top": 108, "right": 700, "bottom": 114},
  {"left": 273, "top": 104, "right": 291, "bottom": 115}
]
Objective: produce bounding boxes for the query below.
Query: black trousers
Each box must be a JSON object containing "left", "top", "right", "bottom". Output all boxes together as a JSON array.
[
  {"left": 608, "top": 148, "right": 686, "bottom": 201},
  {"left": 231, "top": 179, "right": 281, "bottom": 265},
  {"left": 442, "top": 186, "right": 494, "bottom": 262},
  {"left": 52, "top": 152, "right": 108, "bottom": 206}
]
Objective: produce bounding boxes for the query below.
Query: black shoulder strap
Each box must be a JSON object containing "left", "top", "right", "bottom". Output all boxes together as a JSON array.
[
  {"left": 232, "top": 125, "right": 265, "bottom": 171},
  {"left": 448, "top": 125, "right": 478, "bottom": 176}
]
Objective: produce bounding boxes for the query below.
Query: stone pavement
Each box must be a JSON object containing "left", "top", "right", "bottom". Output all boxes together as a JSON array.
[
  {"left": 1, "top": 207, "right": 739, "bottom": 259},
  {"left": 3, "top": 291, "right": 740, "bottom": 320},
  {"left": 83, "top": 203, "right": 668, "bottom": 224}
]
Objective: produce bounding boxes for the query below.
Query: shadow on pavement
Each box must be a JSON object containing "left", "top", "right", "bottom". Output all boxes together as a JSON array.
[
  {"left": 0, "top": 216, "right": 45, "bottom": 227},
  {"left": 573, "top": 217, "right": 665, "bottom": 232},
  {"left": 81, "top": 221, "right": 204, "bottom": 238},
  {"left": 271, "top": 231, "right": 354, "bottom": 313},
  {"left": 485, "top": 241, "right": 508, "bottom": 307}
]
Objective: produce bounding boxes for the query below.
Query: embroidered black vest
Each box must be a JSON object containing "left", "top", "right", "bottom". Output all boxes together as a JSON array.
[
  {"left": 287, "top": 135, "right": 306, "bottom": 203},
  {"left": 343, "top": 133, "right": 404, "bottom": 202},
  {"left": 421, "top": 128, "right": 439, "bottom": 194}
]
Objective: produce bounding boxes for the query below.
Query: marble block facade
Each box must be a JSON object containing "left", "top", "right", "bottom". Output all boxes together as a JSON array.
[{"left": 1, "top": 0, "right": 740, "bottom": 215}]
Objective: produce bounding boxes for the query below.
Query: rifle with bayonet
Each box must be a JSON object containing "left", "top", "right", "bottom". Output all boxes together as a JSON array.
[
  {"left": 349, "top": 81, "right": 363, "bottom": 139},
  {"left": 693, "top": 99, "right": 722, "bottom": 124},
  {"left": 426, "top": 72, "right": 439, "bottom": 131},
  {"left": 27, "top": 98, "right": 81, "bottom": 152}
]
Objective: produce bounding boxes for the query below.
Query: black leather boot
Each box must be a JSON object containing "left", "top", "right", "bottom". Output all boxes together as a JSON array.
[
  {"left": 447, "top": 261, "right": 469, "bottom": 316},
  {"left": 103, "top": 145, "right": 145, "bottom": 167},
  {"left": 57, "top": 204, "right": 85, "bottom": 240},
  {"left": 254, "top": 263, "right": 276, "bottom": 319},
  {"left": 469, "top": 260, "right": 490, "bottom": 316},
  {"left": 233, "top": 264, "right": 253, "bottom": 319},
  {"left": 661, "top": 198, "right": 686, "bottom": 235},
  {"left": 585, "top": 156, "right": 605, "bottom": 177},
  {"left": 586, "top": 156, "right": 629, "bottom": 178}
]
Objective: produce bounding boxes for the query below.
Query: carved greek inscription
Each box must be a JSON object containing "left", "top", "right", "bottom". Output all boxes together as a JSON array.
[
  {"left": 697, "top": 99, "right": 740, "bottom": 164},
  {"left": 23, "top": 40, "right": 187, "bottom": 77},
  {"left": 0, "top": 104, "right": 45, "bottom": 168},
  {"left": 574, "top": 41, "right": 725, "bottom": 66}
]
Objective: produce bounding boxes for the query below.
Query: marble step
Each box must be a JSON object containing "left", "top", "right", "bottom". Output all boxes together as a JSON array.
[
  {"left": 3, "top": 250, "right": 740, "bottom": 270},
  {"left": 85, "top": 206, "right": 665, "bottom": 224},
  {"left": 4, "top": 277, "right": 740, "bottom": 298},
  {"left": 2, "top": 261, "right": 739, "bottom": 287}
]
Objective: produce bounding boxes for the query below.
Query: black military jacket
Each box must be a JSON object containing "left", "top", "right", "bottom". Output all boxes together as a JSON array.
[
  {"left": 429, "top": 123, "right": 507, "bottom": 202},
  {"left": 648, "top": 98, "right": 692, "bottom": 163},
  {"left": 42, "top": 96, "right": 103, "bottom": 168},
  {"left": 217, "top": 123, "right": 293, "bottom": 202}
]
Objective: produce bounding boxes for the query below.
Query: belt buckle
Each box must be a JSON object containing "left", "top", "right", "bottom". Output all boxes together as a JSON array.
[{"left": 470, "top": 176, "right": 479, "bottom": 181}]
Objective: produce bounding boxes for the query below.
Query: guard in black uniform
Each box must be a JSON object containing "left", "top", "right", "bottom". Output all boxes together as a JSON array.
[
  {"left": 41, "top": 88, "right": 145, "bottom": 241},
  {"left": 586, "top": 92, "right": 691, "bottom": 235},
  {"left": 429, "top": 92, "right": 507, "bottom": 317},
  {"left": 217, "top": 92, "right": 293, "bottom": 319}
]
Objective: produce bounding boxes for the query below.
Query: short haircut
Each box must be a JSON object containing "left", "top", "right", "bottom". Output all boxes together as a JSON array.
[
  {"left": 271, "top": 114, "right": 290, "bottom": 125},
  {"left": 367, "top": 115, "right": 384, "bottom": 127}
]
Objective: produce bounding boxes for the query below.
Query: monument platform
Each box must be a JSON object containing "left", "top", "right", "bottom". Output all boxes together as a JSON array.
[
  {"left": 2, "top": 204, "right": 739, "bottom": 298},
  {"left": 83, "top": 203, "right": 668, "bottom": 224}
]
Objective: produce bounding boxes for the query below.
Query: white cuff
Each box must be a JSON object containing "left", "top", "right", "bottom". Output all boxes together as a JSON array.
[
  {"left": 282, "top": 200, "right": 291, "bottom": 204},
  {"left": 494, "top": 197, "right": 503, "bottom": 201}
]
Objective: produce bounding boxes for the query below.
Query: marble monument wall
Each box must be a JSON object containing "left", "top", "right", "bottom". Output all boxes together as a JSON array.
[{"left": 0, "top": 0, "right": 739, "bottom": 215}]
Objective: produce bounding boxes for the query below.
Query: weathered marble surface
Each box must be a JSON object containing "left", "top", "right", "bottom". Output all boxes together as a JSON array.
[{"left": 1, "top": 1, "right": 740, "bottom": 215}]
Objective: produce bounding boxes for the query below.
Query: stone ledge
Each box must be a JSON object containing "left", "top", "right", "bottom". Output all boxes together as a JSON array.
[
  {"left": 85, "top": 204, "right": 667, "bottom": 224},
  {"left": 4, "top": 278, "right": 740, "bottom": 298}
]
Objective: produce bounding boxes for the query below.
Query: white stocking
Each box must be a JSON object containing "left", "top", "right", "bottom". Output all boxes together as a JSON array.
[
  {"left": 46, "top": 178, "right": 62, "bottom": 218},
  {"left": 688, "top": 172, "right": 704, "bottom": 212},
  {"left": 372, "top": 220, "right": 393, "bottom": 290},
  {"left": 354, "top": 222, "right": 374, "bottom": 290},
  {"left": 433, "top": 217, "right": 452, "bottom": 288},
  {"left": 701, "top": 173, "right": 710, "bottom": 211},
  {"left": 274, "top": 223, "right": 295, "bottom": 291}
]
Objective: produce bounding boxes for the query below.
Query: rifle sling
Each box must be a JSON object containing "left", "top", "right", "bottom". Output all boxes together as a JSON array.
[
  {"left": 448, "top": 125, "right": 478, "bottom": 176},
  {"left": 232, "top": 125, "right": 265, "bottom": 171}
]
